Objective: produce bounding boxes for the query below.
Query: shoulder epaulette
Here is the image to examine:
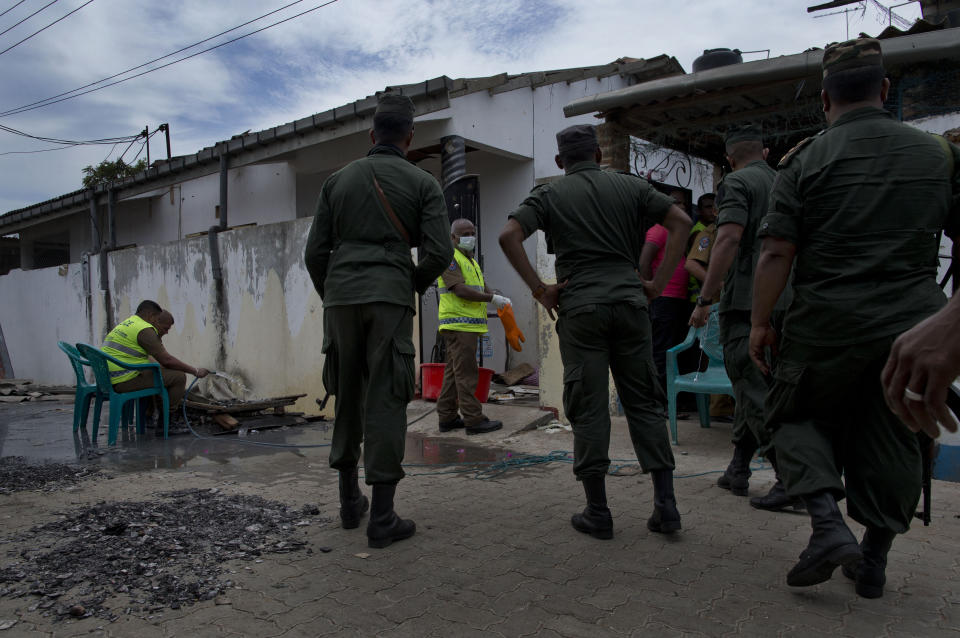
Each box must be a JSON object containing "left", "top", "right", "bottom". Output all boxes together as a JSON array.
[{"left": 778, "top": 133, "right": 821, "bottom": 168}]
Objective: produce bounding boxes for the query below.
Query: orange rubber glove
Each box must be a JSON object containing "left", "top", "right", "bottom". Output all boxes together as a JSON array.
[{"left": 498, "top": 303, "right": 525, "bottom": 352}]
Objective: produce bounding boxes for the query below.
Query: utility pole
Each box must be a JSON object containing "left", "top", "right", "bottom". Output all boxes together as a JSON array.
[
  {"left": 159, "top": 123, "right": 171, "bottom": 160},
  {"left": 142, "top": 125, "right": 150, "bottom": 166}
]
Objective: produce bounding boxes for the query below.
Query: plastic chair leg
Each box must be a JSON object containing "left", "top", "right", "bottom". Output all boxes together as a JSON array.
[
  {"left": 91, "top": 396, "right": 104, "bottom": 443},
  {"left": 696, "top": 394, "right": 711, "bottom": 429},
  {"left": 160, "top": 394, "right": 170, "bottom": 439},
  {"left": 108, "top": 400, "right": 128, "bottom": 446},
  {"left": 667, "top": 391, "right": 679, "bottom": 445},
  {"left": 73, "top": 393, "right": 87, "bottom": 431}
]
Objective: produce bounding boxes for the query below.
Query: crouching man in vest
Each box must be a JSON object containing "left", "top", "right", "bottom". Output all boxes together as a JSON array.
[
  {"left": 436, "top": 219, "right": 506, "bottom": 435},
  {"left": 102, "top": 300, "right": 209, "bottom": 429}
]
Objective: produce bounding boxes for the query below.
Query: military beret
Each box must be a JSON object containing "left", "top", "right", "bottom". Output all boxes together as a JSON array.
[
  {"left": 556, "top": 124, "right": 598, "bottom": 154},
  {"left": 724, "top": 124, "right": 762, "bottom": 146},
  {"left": 375, "top": 93, "right": 415, "bottom": 120},
  {"left": 822, "top": 37, "right": 883, "bottom": 77}
]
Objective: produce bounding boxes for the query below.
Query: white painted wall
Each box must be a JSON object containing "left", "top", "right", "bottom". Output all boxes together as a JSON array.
[
  {"left": 112, "top": 162, "right": 297, "bottom": 247},
  {"left": 0, "top": 262, "right": 91, "bottom": 384},
  {"left": 0, "top": 218, "right": 330, "bottom": 416}
]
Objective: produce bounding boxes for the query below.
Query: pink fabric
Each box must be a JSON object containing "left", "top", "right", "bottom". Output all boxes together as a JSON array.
[{"left": 646, "top": 224, "right": 689, "bottom": 299}]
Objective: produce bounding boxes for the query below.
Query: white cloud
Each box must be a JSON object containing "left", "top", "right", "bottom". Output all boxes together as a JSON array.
[{"left": 0, "top": 0, "right": 924, "bottom": 213}]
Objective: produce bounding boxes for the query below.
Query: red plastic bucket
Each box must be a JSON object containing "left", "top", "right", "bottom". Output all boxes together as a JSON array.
[
  {"left": 421, "top": 363, "right": 445, "bottom": 401},
  {"left": 419, "top": 363, "right": 494, "bottom": 403}
]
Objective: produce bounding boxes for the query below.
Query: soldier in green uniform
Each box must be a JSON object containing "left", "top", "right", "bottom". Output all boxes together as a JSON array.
[
  {"left": 689, "top": 126, "right": 795, "bottom": 511},
  {"left": 499, "top": 124, "right": 692, "bottom": 539},
  {"left": 749, "top": 38, "right": 960, "bottom": 596},
  {"left": 304, "top": 94, "right": 453, "bottom": 549}
]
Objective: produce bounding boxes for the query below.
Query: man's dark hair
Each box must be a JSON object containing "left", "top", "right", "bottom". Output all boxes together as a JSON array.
[
  {"left": 822, "top": 65, "right": 885, "bottom": 105},
  {"left": 373, "top": 112, "right": 414, "bottom": 146},
  {"left": 697, "top": 192, "right": 715, "bottom": 208},
  {"left": 136, "top": 300, "right": 162, "bottom": 316},
  {"left": 558, "top": 145, "right": 597, "bottom": 166},
  {"left": 725, "top": 140, "right": 763, "bottom": 165}
]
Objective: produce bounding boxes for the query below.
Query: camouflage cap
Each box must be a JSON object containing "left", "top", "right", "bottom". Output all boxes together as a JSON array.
[
  {"left": 724, "top": 124, "right": 762, "bottom": 146},
  {"left": 822, "top": 37, "right": 883, "bottom": 78},
  {"left": 375, "top": 93, "right": 415, "bottom": 120},
  {"left": 556, "top": 124, "right": 598, "bottom": 154}
]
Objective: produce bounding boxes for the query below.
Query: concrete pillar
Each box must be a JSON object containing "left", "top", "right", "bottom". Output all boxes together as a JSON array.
[{"left": 597, "top": 121, "right": 630, "bottom": 172}]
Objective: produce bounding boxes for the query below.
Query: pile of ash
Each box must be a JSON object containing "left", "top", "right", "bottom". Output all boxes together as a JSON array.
[
  {"left": 0, "top": 488, "right": 326, "bottom": 621},
  {"left": 0, "top": 457, "right": 102, "bottom": 494}
]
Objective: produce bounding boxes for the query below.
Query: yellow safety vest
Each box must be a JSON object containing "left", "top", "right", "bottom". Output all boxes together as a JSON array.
[
  {"left": 102, "top": 315, "right": 157, "bottom": 384},
  {"left": 437, "top": 249, "right": 488, "bottom": 333}
]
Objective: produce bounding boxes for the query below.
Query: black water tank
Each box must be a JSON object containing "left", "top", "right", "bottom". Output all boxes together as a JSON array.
[{"left": 693, "top": 48, "right": 743, "bottom": 73}]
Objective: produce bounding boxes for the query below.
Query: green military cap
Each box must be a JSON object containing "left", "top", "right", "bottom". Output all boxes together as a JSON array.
[
  {"left": 375, "top": 93, "right": 415, "bottom": 120},
  {"left": 556, "top": 124, "right": 598, "bottom": 154},
  {"left": 822, "top": 37, "right": 883, "bottom": 77},
  {"left": 724, "top": 124, "right": 762, "bottom": 146}
]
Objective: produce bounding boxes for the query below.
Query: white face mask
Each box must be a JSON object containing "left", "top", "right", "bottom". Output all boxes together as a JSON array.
[{"left": 458, "top": 236, "right": 476, "bottom": 252}]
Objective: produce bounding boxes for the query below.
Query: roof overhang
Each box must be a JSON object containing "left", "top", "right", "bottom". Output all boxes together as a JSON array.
[{"left": 565, "top": 29, "right": 960, "bottom": 165}]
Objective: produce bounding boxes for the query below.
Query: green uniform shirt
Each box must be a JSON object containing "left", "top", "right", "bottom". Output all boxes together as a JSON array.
[
  {"left": 509, "top": 161, "right": 674, "bottom": 311},
  {"left": 760, "top": 107, "right": 960, "bottom": 346},
  {"left": 716, "top": 159, "right": 791, "bottom": 341},
  {"left": 304, "top": 145, "right": 453, "bottom": 310},
  {"left": 716, "top": 159, "right": 779, "bottom": 315}
]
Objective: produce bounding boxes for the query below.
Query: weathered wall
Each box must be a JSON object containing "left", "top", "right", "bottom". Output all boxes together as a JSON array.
[
  {"left": 1, "top": 218, "right": 331, "bottom": 415},
  {"left": 0, "top": 262, "right": 91, "bottom": 385},
  {"left": 105, "top": 218, "right": 325, "bottom": 415}
]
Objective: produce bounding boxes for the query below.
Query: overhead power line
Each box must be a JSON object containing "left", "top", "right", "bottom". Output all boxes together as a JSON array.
[
  {"left": 0, "top": 0, "right": 31, "bottom": 20},
  {"left": 0, "top": 0, "right": 57, "bottom": 38},
  {"left": 0, "top": 0, "right": 339, "bottom": 118},
  {"left": 0, "top": 121, "right": 141, "bottom": 146},
  {"left": 0, "top": 0, "right": 94, "bottom": 57}
]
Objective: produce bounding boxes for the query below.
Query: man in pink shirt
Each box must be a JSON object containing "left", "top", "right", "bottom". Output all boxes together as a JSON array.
[{"left": 640, "top": 190, "right": 695, "bottom": 399}]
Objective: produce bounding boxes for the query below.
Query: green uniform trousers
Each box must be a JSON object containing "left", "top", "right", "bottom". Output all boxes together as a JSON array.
[
  {"left": 766, "top": 335, "right": 921, "bottom": 533},
  {"left": 323, "top": 302, "right": 416, "bottom": 485},
  {"left": 437, "top": 330, "right": 485, "bottom": 426},
  {"left": 558, "top": 302, "right": 675, "bottom": 478},
  {"left": 722, "top": 335, "right": 772, "bottom": 454}
]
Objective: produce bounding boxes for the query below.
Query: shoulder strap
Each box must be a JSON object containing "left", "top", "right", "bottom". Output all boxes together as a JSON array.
[{"left": 370, "top": 168, "right": 413, "bottom": 247}]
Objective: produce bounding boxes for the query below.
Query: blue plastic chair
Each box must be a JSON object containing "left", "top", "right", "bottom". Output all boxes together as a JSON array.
[
  {"left": 76, "top": 343, "right": 169, "bottom": 445},
  {"left": 57, "top": 341, "right": 108, "bottom": 432},
  {"left": 665, "top": 308, "right": 734, "bottom": 445}
]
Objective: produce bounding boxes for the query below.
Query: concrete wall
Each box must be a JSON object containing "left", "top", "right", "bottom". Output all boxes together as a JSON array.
[
  {"left": 0, "top": 218, "right": 330, "bottom": 416},
  {"left": 106, "top": 162, "right": 298, "bottom": 249},
  {"left": 0, "top": 261, "right": 91, "bottom": 385}
]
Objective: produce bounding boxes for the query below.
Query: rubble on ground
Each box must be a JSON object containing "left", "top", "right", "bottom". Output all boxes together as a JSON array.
[
  {"left": 0, "top": 488, "right": 325, "bottom": 621},
  {"left": 0, "top": 379, "right": 74, "bottom": 404},
  {"left": 0, "top": 457, "right": 101, "bottom": 494}
]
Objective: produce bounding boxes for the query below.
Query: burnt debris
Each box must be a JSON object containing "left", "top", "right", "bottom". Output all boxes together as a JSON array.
[
  {"left": 0, "top": 488, "right": 326, "bottom": 621},
  {"left": 0, "top": 457, "right": 102, "bottom": 494}
]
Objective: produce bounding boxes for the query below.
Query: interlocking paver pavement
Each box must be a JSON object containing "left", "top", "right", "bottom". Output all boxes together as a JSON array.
[{"left": 0, "top": 401, "right": 959, "bottom": 637}]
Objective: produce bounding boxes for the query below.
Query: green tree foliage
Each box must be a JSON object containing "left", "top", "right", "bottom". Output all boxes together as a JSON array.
[{"left": 81, "top": 158, "right": 147, "bottom": 188}]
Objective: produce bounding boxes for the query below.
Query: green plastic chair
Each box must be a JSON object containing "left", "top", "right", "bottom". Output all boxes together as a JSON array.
[
  {"left": 665, "top": 308, "right": 734, "bottom": 445},
  {"left": 76, "top": 343, "right": 169, "bottom": 445},
  {"left": 57, "top": 341, "right": 110, "bottom": 432}
]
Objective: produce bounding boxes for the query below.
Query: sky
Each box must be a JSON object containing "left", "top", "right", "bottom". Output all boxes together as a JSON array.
[{"left": 0, "top": 0, "right": 924, "bottom": 215}]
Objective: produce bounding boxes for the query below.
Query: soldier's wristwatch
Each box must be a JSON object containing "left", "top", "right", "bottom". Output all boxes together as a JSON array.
[
  {"left": 696, "top": 296, "right": 714, "bottom": 307},
  {"left": 532, "top": 283, "right": 547, "bottom": 301}
]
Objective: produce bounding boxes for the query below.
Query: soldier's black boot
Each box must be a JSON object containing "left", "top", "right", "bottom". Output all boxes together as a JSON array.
[
  {"left": 842, "top": 527, "right": 895, "bottom": 599},
  {"left": 647, "top": 469, "right": 682, "bottom": 534},
  {"left": 787, "top": 491, "right": 861, "bottom": 587},
  {"left": 717, "top": 438, "right": 756, "bottom": 496},
  {"left": 570, "top": 476, "right": 613, "bottom": 540},
  {"left": 366, "top": 483, "right": 416, "bottom": 549},
  {"left": 750, "top": 452, "right": 805, "bottom": 512},
  {"left": 338, "top": 467, "right": 369, "bottom": 529}
]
